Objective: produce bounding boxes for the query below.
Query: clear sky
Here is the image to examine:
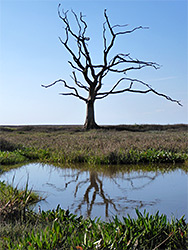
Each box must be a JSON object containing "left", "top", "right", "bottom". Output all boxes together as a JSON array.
[{"left": 0, "top": 0, "right": 187, "bottom": 125}]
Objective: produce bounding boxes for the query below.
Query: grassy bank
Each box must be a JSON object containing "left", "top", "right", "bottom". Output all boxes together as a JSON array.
[
  {"left": 0, "top": 124, "right": 188, "bottom": 166},
  {"left": 1, "top": 204, "right": 187, "bottom": 249}
]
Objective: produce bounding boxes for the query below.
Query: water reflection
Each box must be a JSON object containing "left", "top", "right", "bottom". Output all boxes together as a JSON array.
[
  {"left": 60, "top": 170, "right": 159, "bottom": 218},
  {"left": 0, "top": 163, "right": 187, "bottom": 220}
]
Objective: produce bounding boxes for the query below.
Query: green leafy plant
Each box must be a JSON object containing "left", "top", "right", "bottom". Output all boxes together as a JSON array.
[{"left": 2, "top": 206, "right": 187, "bottom": 249}]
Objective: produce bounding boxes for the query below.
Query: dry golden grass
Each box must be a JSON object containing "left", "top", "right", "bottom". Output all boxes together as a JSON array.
[{"left": 0, "top": 125, "right": 187, "bottom": 155}]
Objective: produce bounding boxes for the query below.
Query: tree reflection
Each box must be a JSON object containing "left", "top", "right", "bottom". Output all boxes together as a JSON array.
[{"left": 59, "top": 170, "right": 159, "bottom": 218}]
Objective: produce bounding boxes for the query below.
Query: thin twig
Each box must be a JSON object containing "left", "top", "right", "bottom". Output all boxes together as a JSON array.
[{"left": 152, "top": 232, "right": 174, "bottom": 250}]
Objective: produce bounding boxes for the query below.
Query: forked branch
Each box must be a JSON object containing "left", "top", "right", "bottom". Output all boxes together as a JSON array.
[
  {"left": 102, "top": 9, "right": 149, "bottom": 67},
  {"left": 96, "top": 77, "right": 182, "bottom": 106},
  {"left": 42, "top": 79, "right": 87, "bottom": 102}
]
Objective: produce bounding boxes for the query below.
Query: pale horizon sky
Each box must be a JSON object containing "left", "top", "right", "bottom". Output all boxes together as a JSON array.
[{"left": 0, "top": 0, "right": 187, "bottom": 125}]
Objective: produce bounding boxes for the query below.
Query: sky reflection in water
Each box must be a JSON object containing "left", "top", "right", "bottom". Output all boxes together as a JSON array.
[{"left": 0, "top": 163, "right": 187, "bottom": 221}]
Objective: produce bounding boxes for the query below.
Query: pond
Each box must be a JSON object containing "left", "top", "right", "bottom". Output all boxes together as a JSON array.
[{"left": 0, "top": 163, "right": 187, "bottom": 221}]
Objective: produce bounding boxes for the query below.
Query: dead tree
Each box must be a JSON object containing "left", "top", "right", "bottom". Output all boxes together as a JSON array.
[
  {"left": 42, "top": 5, "right": 181, "bottom": 129},
  {"left": 61, "top": 170, "right": 159, "bottom": 219}
]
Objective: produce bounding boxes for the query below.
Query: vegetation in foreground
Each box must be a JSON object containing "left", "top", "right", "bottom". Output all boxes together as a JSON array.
[
  {"left": 1, "top": 203, "right": 187, "bottom": 250},
  {"left": 0, "top": 125, "right": 188, "bottom": 166}
]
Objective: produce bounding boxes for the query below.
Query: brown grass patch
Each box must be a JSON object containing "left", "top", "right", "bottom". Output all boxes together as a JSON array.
[{"left": 0, "top": 124, "right": 187, "bottom": 156}]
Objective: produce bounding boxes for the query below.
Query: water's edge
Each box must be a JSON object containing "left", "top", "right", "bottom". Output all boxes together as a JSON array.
[{"left": 0, "top": 163, "right": 187, "bottom": 221}]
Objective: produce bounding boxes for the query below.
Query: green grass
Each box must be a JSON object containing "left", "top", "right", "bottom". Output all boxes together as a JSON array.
[
  {"left": 0, "top": 147, "right": 187, "bottom": 166},
  {"left": 1, "top": 206, "right": 187, "bottom": 249}
]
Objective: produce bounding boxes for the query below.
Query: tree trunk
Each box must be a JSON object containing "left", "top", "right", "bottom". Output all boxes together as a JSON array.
[{"left": 84, "top": 100, "right": 99, "bottom": 129}]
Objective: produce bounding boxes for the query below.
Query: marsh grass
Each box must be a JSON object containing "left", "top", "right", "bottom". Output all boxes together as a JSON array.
[{"left": 0, "top": 125, "right": 188, "bottom": 166}]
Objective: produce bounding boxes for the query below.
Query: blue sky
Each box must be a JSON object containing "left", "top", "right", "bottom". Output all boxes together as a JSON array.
[{"left": 0, "top": 0, "right": 187, "bottom": 125}]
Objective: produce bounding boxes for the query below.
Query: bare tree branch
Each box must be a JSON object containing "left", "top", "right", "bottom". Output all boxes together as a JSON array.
[
  {"left": 103, "top": 21, "right": 107, "bottom": 52},
  {"left": 108, "top": 54, "right": 160, "bottom": 72},
  {"left": 115, "top": 26, "right": 149, "bottom": 36},
  {"left": 80, "top": 12, "right": 88, "bottom": 36},
  {"left": 112, "top": 24, "right": 129, "bottom": 29},
  {"left": 96, "top": 77, "right": 182, "bottom": 106},
  {"left": 42, "top": 79, "right": 87, "bottom": 102},
  {"left": 59, "top": 80, "right": 87, "bottom": 102},
  {"left": 71, "top": 71, "right": 89, "bottom": 91},
  {"left": 41, "top": 79, "right": 65, "bottom": 88},
  {"left": 96, "top": 77, "right": 131, "bottom": 99},
  {"left": 68, "top": 61, "right": 83, "bottom": 73},
  {"left": 71, "top": 9, "right": 82, "bottom": 37},
  {"left": 59, "top": 92, "right": 87, "bottom": 102},
  {"left": 125, "top": 78, "right": 183, "bottom": 106}
]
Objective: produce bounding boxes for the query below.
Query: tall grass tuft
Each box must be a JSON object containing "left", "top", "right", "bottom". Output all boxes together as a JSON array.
[{"left": 0, "top": 179, "right": 42, "bottom": 222}]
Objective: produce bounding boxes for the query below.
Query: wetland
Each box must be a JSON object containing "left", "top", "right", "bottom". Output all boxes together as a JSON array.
[{"left": 0, "top": 124, "right": 188, "bottom": 249}]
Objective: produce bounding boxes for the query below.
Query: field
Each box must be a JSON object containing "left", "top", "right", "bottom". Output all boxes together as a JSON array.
[
  {"left": 0, "top": 124, "right": 188, "bottom": 249},
  {"left": 0, "top": 124, "right": 188, "bottom": 167}
]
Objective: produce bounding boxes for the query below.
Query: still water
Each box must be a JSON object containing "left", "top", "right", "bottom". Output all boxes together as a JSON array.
[{"left": 0, "top": 163, "right": 187, "bottom": 221}]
